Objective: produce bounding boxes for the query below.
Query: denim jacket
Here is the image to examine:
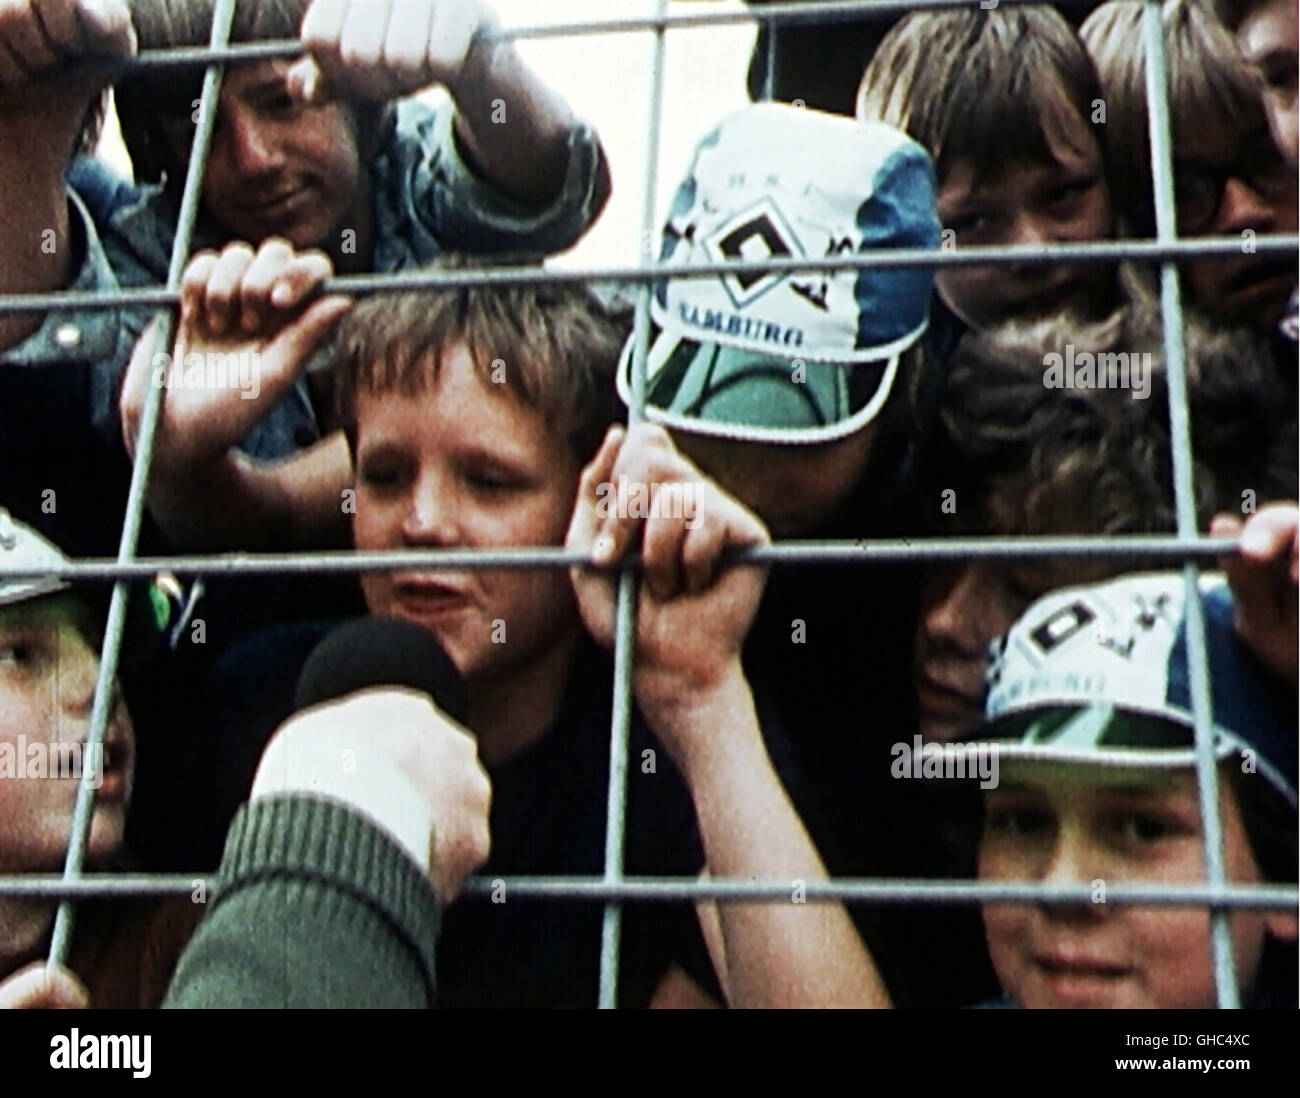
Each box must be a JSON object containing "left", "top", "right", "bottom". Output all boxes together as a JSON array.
[{"left": 5, "top": 98, "right": 610, "bottom": 462}]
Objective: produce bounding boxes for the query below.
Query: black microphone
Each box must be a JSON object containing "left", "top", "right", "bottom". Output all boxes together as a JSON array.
[{"left": 293, "top": 617, "right": 469, "bottom": 726}]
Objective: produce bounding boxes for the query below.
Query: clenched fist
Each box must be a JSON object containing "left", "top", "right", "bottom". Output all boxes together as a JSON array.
[{"left": 0, "top": 0, "right": 135, "bottom": 92}]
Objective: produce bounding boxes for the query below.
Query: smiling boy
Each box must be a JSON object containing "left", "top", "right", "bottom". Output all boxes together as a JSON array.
[
  {"left": 108, "top": 0, "right": 607, "bottom": 279},
  {"left": 970, "top": 572, "right": 1297, "bottom": 1008},
  {"left": 0, "top": 0, "right": 609, "bottom": 558}
]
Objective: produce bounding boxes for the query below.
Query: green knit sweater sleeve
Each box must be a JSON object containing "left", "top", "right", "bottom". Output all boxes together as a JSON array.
[{"left": 163, "top": 795, "right": 441, "bottom": 1008}]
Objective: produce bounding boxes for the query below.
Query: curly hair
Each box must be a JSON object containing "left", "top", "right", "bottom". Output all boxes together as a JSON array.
[{"left": 910, "top": 303, "right": 1296, "bottom": 542}]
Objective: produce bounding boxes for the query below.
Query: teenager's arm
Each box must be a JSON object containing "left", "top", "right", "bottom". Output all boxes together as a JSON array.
[
  {"left": 568, "top": 424, "right": 890, "bottom": 1008},
  {"left": 0, "top": 0, "right": 135, "bottom": 350},
  {"left": 441, "top": 13, "right": 575, "bottom": 208},
  {"left": 292, "top": 0, "right": 575, "bottom": 207},
  {"left": 140, "top": 432, "right": 355, "bottom": 550},
  {"left": 648, "top": 666, "right": 892, "bottom": 1009}
]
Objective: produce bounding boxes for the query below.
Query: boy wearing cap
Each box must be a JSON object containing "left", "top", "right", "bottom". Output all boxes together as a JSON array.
[
  {"left": 619, "top": 101, "right": 941, "bottom": 747},
  {"left": 618, "top": 102, "right": 990, "bottom": 1006},
  {"left": 622, "top": 101, "right": 938, "bottom": 539},
  {"left": 970, "top": 571, "right": 1297, "bottom": 1008}
]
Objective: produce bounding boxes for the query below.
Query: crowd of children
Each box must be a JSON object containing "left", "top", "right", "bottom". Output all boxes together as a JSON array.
[{"left": 0, "top": 0, "right": 1295, "bottom": 1009}]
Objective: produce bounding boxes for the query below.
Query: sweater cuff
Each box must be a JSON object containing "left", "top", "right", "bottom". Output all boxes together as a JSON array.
[{"left": 218, "top": 795, "right": 441, "bottom": 992}]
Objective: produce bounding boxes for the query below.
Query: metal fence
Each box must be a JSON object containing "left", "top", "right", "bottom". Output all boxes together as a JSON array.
[{"left": 0, "top": 0, "right": 1295, "bottom": 1010}]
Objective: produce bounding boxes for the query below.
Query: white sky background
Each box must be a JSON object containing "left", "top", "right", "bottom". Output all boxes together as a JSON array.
[{"left": 98, "top": 0, "right": 758, "bottom": 269}]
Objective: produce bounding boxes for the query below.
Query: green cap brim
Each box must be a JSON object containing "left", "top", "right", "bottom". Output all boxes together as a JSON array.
[{"left": 617, "top": 326, "right": 898, "bottom": 444}]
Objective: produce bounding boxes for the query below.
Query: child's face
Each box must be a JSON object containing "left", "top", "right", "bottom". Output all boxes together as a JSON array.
[
  {"left": 165, "top": 61, "right": 365, "bottom": 254},
  {"left": 914, "top": 560, "right": 1076, "bottom": 742},
  {"left": 0, "top": 597, "right": 134, "bottom": 872},
  {"left": 1237, "top": 0, "right": 1299, "bottom": 169},
  {"left": 1176, "top": 118, "right": 1298, "bottom": 331},
  {"left": 980, "top": 768, "right": 1296, "bottom": 1008},
  {"left": 935, "top": 107, "right": 1114, "bottom": 330},
  {"left": 352, "top": 342, "right": 584, "bottom": 686}
]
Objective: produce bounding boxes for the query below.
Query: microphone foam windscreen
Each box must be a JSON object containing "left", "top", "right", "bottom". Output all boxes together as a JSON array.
[{"left": 294, "top": 616, "right": 469, "bottom": 725}]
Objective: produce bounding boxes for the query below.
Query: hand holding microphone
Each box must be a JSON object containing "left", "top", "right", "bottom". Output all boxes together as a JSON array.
[
  {"left": 166, "top": 619, "right": 489, "bottom": 1008},
  {"left": 256, "top": 618, "right": 490, "bottom": 905}
]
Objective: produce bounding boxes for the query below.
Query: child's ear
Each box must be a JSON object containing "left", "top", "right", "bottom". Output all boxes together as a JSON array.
[{"left": 1263, "top": 908, "right": 1298, "bottom": 943}]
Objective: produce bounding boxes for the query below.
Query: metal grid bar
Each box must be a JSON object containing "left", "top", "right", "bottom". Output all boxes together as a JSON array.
[
  {"left": 1140, "top": 0, "right": 1238, "bottom": 1010},
  {"left": 2, "top": 874, "right": 1294, "bottom": 909},
  {"left": 45, "top": 0, "right": 241, "bottom": 969},
  {"left": 594, "top": 0, "right": 672, "bottom": 1012},
  {"left": 0, "top": 0, "right": 1292, "bottom": 1011},
  {"left": 5, "top": 236, "right": 1298, "bottom": 315},
  {"left": 0, "top": 534, "right": 1252, "bottom": 581}
]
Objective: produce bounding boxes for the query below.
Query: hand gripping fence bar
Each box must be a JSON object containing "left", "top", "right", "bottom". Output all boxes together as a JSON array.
[{"left": 0, "top": 0, "right": 1296, "bottom": 1010}]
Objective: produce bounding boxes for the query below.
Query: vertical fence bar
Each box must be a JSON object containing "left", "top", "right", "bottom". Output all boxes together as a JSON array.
[
  {"left": 48, "top": 0, "right": 241, "bottom": 967},
  {"left": 1140, "top": 0, "right": 1239, "bottom": 1009},
  {"left": 762, "top": 10, "right": 777, "bottom": 100},
  {"left": 597, "top": 0, "right": 672, "bottom": 1009}
]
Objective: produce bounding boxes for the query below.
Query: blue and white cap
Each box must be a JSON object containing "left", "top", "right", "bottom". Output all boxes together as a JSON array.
[
  {"left": 980, "top": 572, "right": 1297, "bottom": 807},
  {"left": 616, "top": 103, "right": 941, "bottom": 444}
]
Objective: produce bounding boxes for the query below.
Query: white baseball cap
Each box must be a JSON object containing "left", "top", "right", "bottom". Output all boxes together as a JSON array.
[{"left": 617, "top": 103, "right": 941, "bottom": 444}]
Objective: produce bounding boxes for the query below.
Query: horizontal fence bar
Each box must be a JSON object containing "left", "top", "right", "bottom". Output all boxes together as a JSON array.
[
  {"left": 2, "top": 873, "right": 1292, "bottom": 909},
  {"left": 459, "top": 877, "right": 1299, "bottom": 910},
  {"left": 0, "top": 875, "right": 207, "bottom": 898},
  {"left": 0, "top": 536, "right": 1241, "bottom": 581},
  {"left": 3, "top": 236, "right": 1295, "bottom": 315}
]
